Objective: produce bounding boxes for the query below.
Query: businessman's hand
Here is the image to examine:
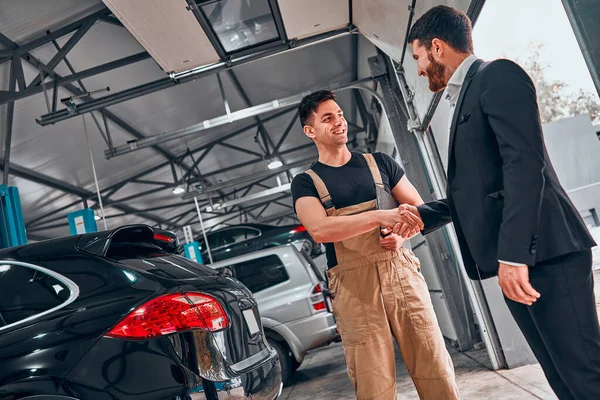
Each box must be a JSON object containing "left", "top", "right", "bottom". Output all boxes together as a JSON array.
[
  {"left": 379, "top": 233, "right": 405, "bottom": 251},
  {"left": 497, "top": 263, "right": 541, "bottom": 306},
  {"left": 380, "top": 206, "right": 423, "bottom": 236},
  {"left": 392, "top": 204, "right": 423, "bottom": 237}
]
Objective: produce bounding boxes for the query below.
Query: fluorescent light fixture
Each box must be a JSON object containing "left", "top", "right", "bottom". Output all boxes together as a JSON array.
[
  {"left": 267, "top": 158, "right": 283, "bottom": 170},
  {"left": 205, "top": 203, "right": 221, "bottom": 213},
  {"left": 172, "top": 186, "right": 185, "bottom": 195}
]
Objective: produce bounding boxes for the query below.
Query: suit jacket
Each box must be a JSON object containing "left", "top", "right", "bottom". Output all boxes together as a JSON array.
[{"left": 417, "top": 58, "right": 596, "bottom": 280}]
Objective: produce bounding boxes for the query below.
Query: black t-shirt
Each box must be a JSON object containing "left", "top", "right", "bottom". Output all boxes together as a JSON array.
[{"left": 291, "top": 152, "right": 405, "bottom": 269}]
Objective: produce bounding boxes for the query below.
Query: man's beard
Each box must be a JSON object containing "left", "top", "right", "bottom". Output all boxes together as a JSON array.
[{"left": 426, "top": 52, "right": 447, "bottom": 92}]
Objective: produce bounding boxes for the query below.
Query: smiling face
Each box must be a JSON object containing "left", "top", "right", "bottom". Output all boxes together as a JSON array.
[
  {"left": 411, "top": 40, "right": 449, "bottom": 93},
  {"left": 303, "top": 99, "right": 348, "bottom": 147}
]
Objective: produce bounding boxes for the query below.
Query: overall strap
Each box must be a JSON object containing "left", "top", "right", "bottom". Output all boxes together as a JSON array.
[
  {"left": 362, "top": 153, "right": 384, "bottom": 188},
  {"left": 305, "top": 169, "right": 336, "bottom": 216}
]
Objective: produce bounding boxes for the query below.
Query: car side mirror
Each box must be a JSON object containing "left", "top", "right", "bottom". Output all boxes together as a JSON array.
[{"left": 219, "top": 267, "right": 233, "bottom": 277}]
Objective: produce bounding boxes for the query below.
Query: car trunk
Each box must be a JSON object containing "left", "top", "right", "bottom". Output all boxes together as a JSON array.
[{"left": 104, "top": 244, "right": 270, "bottom": 374}]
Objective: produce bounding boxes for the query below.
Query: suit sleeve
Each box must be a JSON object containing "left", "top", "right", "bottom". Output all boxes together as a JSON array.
[
  {"left": 480, "top": 60, "right": 545, "bottom": 266},
  {"left": 417, "top": 199, "right": 452, "bottom": 235}
]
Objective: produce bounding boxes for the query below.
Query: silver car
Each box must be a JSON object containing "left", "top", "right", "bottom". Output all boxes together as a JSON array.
[{"left": 208, "top": 245, "right": 339, "bottom": 385}]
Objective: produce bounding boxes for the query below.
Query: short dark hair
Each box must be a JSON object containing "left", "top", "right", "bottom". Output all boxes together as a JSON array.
[
  {"left": 298, "top": 90, "right": 336, "bottom": 127},
  {"left": 408, "top": 5, "right": 473, "bottom": 53}
]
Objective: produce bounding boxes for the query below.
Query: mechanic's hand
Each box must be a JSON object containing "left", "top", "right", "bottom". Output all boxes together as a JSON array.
[
  {"left": 390, "top": 205, "right": 423, "bottom": 237},
  {"left": 380, "top": 207, "right": 417, "bottom": 230},
  {"left": 380, "top": 233, "right": 405, "bottom": 251},
  {"left": 497, "top": 263, "right": 541, "bottom": 306}
]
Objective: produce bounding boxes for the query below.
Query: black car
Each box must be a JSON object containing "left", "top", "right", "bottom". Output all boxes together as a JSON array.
[
  {"left": 0, "top": 225, "right": 282, "bottom": 400},
  {"left": 198, "top": 223, "right": 322, "bottom": 263}
]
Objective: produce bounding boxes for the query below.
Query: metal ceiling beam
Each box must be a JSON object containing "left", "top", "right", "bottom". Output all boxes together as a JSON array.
[
  {"left": 207, "top": 183, "right": 291, "bottom": 211},
  {"left": 182, "top": 155, "right": 315, "bottom": 199},
  {"left": 181, "top": 144, "right": 214, "bottom": 183},
  {"left": 219, "top": 142, "right": 263, "bottom": 158},
  {"left": 273, "top": 111, "right": 299, "bottom": 153},
  {"left": 98, "top": 15, "right": 122, "bottom": 27},
  {"left": 25, "top": 108, "right": 308, "bottom": 230},
  {"left": 0, "top": 159, "right": 170, "bottom": 226},
  {"left": 12, "top": 55, "right": 26, "bottom": 91},
  {"left": 26, "top": 150, "right": 286, "bottom": 230},
  {"left": 20, "top": 53, "right": 199, "bottom": 180},
  {"left": 0, "top": 52, "right": 150, "bottom": 105},
  {"left": 100, "top": 106, "right": 296, "bottom": 201},
  {"left": 100, "top": 77, "right": 371, "bottom": 159},
  {"left": 203, "top": 193, "right": 290, "bottom": 227},
  {"left": 28, "top": 19, "right": 95, "bottom": 88},
  {"left": 0, "top": 27, "right": 189, "bottom": 181},
  {"left": 227, "top": 70, "right": 273, "bottom": 154},
  {"left": 36, "top": 27, "right": 355, "bottom": 126},
  {"left": 17, "top": 8, "right": 110, "bottom": 55},
  {"left": 256, "top": 210, "right": 296, "bottom": 225},
  {"left": 28, "top": 175, "right": 255, "bottom": 230},
  {"left": 0, "top": 19, "right": 195, "bottom": 185}
]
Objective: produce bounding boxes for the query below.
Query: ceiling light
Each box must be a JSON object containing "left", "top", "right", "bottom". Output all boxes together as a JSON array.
[
  {"left": 205, "top": 203, "right": 221, "bottom": 213},
  {"left": 94, "top": 215, "right": 101, "bottom": 221},
  {"left": 172, "top": 186, "right": 185, "bottom": 195},
  {"left": 267, "top": 158, "right": 283, "bottom": 170}
]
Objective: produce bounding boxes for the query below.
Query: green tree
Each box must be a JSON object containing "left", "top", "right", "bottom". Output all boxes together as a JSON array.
[{"left": 513, "top": 43, "right": 600, "bottom": 125}]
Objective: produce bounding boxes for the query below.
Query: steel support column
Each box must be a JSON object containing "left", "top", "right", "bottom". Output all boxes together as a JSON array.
[
  {"left": 561, "top": 0, "right": 600, "bottom": 96},
  {"left": 3, "top": 58, "right": 16, "bottom": 185},
  {"left": 368, "top": 55, "right": 476, "bottom": 353}
]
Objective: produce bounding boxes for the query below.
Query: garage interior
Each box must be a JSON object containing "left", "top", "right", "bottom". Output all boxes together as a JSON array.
[{"left": 1, "top": 0, "right": 599, "bottom": 399}]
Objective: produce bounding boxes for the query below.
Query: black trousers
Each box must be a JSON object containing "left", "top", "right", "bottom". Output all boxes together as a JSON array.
[{"left": 504, "top": 249, "right": 600, "bottom": 400}]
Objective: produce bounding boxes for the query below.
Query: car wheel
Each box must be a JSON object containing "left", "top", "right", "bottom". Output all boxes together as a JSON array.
[
  {"left": 267, "top": 338, "right": 293, "bottom": 387},
  {"left": 290, "top": 356, "right": 302, "bottom": 372}
]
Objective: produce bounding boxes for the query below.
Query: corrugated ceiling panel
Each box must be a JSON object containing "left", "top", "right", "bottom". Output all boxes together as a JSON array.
[{"left": 102, "top": 0, "right": 219, "bottom": 73}]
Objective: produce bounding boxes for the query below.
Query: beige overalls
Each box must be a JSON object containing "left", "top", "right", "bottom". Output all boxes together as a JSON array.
[{"left": 306, "top": 153, "right": 459, "bottom": 400}]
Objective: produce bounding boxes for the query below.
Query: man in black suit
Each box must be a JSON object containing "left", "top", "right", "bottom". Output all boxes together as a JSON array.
[{"left": 406, "top": 5, "right": 600, "bottom": 400}]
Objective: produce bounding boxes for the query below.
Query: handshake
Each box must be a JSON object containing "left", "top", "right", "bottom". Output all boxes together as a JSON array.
[{"left": 380, "top": 204, "right": 424, "bottom": 239}]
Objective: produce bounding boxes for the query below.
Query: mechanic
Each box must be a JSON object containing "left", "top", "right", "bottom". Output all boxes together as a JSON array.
[{"left": 291, "top": 90, "right": 459, "bottom": 400}]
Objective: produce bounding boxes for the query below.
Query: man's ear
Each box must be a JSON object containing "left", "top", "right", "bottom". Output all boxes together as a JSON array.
[
  {"left": 304, "top": 125, "right": 316, "bottom": 139},
  {"left": 431, "top": 38, "right": 444, "bottom": 57}
]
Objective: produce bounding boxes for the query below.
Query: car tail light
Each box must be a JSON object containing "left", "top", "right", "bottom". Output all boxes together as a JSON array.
[
  {"left": 105, "top": 292, "right": 229, "bottom": 339},
  {"left": 309, "top": 283, "right": 327, "bottom": 312},
  {"left": 154, "top": 233, "right": 175, "bottom": 243},
  {"left": 290, "top": 225, "right": 307, "bottom": 234}
]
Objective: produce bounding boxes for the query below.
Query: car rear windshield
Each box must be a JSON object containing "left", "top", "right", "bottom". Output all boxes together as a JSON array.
[
  {"left": 107, "top": 243, "right": 217, "bottom": 280},
  {"left": 298, "top": 250, "right": 325, "bottom": 281}
]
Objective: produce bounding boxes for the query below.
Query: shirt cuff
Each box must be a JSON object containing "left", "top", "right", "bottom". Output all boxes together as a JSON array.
[{"left": 499, "top": 260, "right": 528, "bottom": 267}]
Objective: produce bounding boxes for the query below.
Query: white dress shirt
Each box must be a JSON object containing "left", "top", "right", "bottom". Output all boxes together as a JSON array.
[{"left": 445, "top": 54, "right": 526, "bottom": 267}]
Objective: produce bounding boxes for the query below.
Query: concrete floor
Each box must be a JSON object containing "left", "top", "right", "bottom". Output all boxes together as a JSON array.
[{"left": 281, "top": 270, "right": 600, "bottom": 400}]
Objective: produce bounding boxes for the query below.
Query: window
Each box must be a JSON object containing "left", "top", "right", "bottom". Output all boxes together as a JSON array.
[
  {"left": 201, "top": 0, "right": 280, "bottom": 53},
  {"left": 581, "top": 208, "right": 600, "bottom": 228},
  {"left": 220, "top": 227, "right": 260, "bottom": 247},
  {"left": 299, "top": 250, "right": 325, "bottom": 282},
  {"left": 199, "top": 232, "right": 225, "bottom": 251},
  {"left": 0, "top": 263, "right": 75, "bottom": 329},
  {"left": 224, "top": 255, "right": 289, "bottom": 293}
]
